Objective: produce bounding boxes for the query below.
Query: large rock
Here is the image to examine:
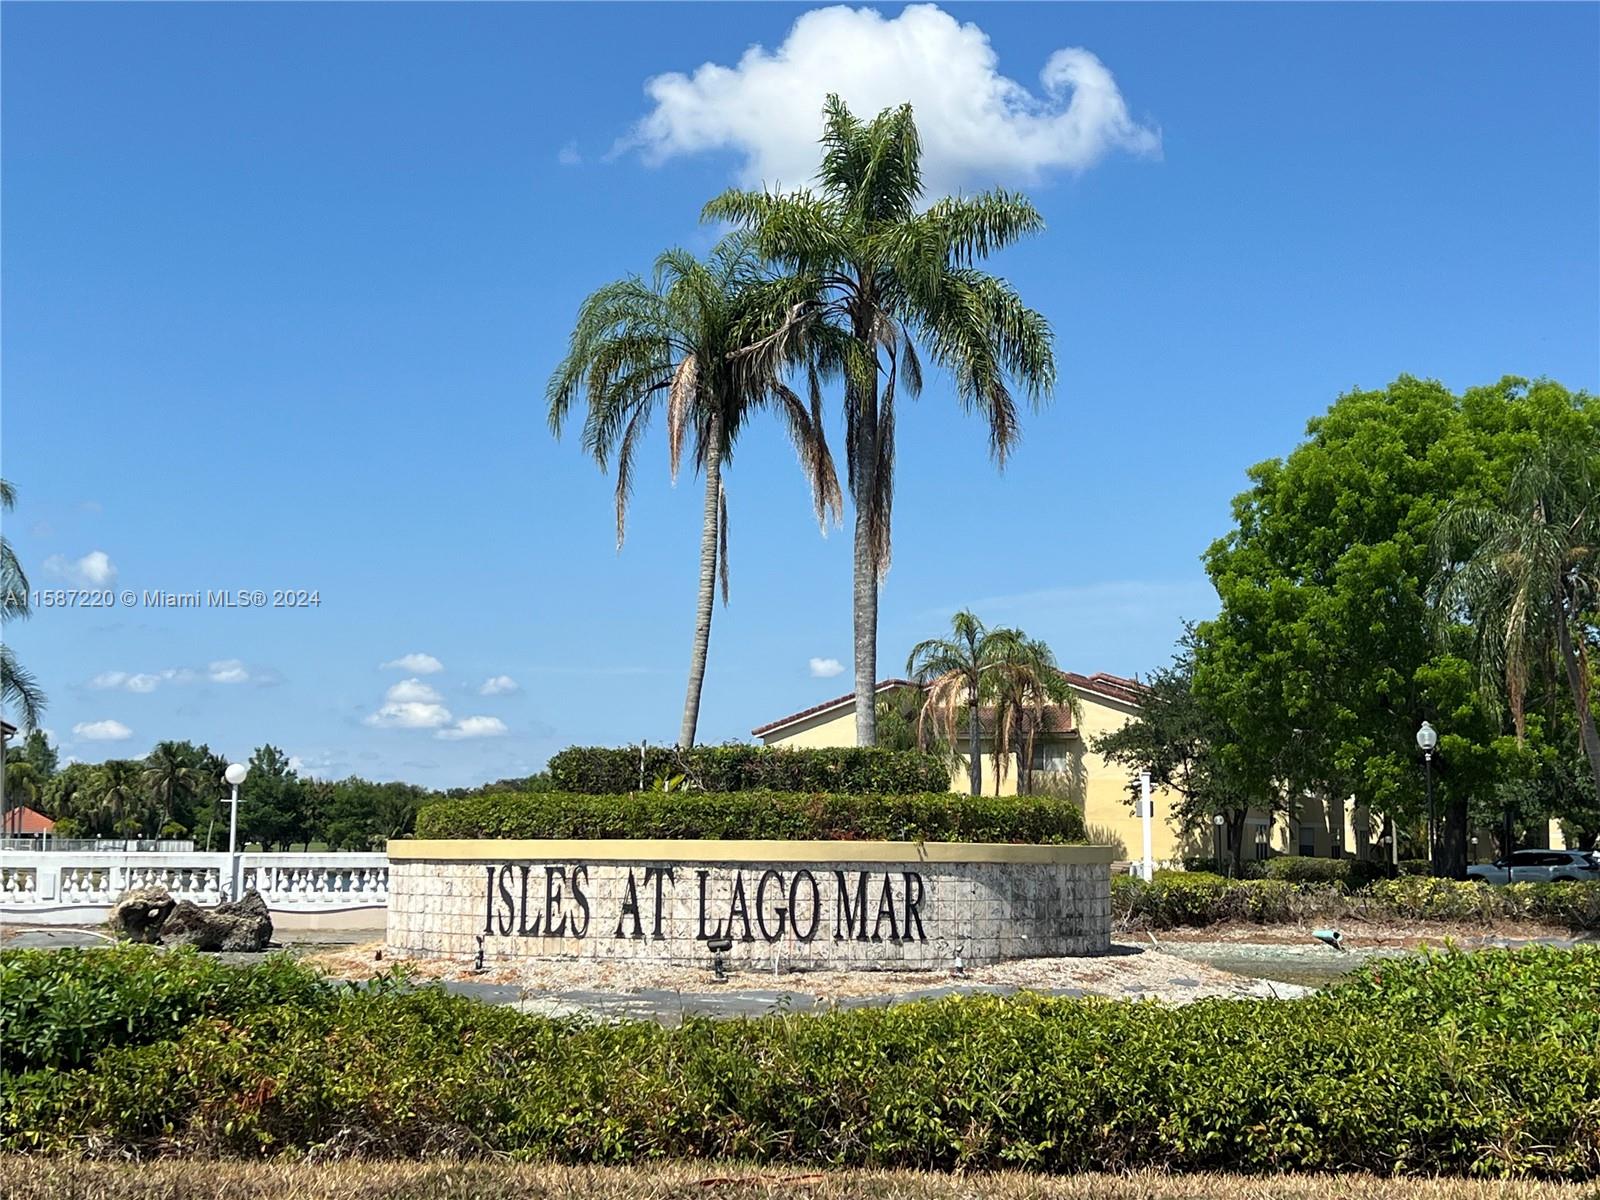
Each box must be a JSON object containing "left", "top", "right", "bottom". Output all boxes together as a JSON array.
[
  {"left": 108, "top": 886, "right": 176, "bottom": 943},
  {"left": 160, "top": 890, "right": 274, "bottom": 952}
]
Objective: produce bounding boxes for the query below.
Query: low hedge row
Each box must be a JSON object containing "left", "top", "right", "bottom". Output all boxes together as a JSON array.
[
  {"left": 546, "top": 745, "right": 951, "bottom": 795},
  {"left": 413, "top": 790, "right": 1087, "bottom": 844},
  {"left": 1112, "top": 872, "right": 1600, "bottom": 930},
  {"left": 2, "top": 946, "right": 1595, "bottom": 1176}
]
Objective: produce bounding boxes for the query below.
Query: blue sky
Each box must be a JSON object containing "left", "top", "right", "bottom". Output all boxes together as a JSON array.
[{"left": 4, "top": 3, "right": 1596, "bottom": 786}]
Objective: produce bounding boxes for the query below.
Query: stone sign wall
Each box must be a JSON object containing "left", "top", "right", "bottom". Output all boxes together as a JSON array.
[{"left": 387, "top": 840, "right": 1112, "bottom": 969}]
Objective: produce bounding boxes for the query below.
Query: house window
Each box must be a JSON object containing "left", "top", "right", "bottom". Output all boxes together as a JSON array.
[
  {"left": 1298, "top": 824, "right": 1316, "bottom": 856},
  {"left": 1254, "top": 825, "right": 1270, "bottom": 861},
  {"left": 1029, "top": 741, "right": 1070, "bottom": 772}
]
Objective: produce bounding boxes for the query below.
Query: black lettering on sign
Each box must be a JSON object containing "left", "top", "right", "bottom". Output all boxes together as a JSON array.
[
  {"left": 615, "top": 869, "right": 644, "bottom": 939},
  {"left": 872, "top": 873, "right": 899, "bottom": 942},
  {"left": 695, "top": 869, "right": 718, "bottom": 941},
  {"left": 644, "top": 866, "right": 674, "bottom": 940},
  {"left": 517, "top": 865, "right": 542, "bottom": 937},
  {"left": 543, "top": 866, "right": 568, "bottom": 938},
  {"left": 570, "top": 866, "right": 591, "bottom": 937},
  {"left": 789, "top": 870, "right": 820, "bottom": 942},
  {"left": 483, "top": 865, "right": 497, "bottom": 935},
  {"left": 755, "top": 869, "right": 787, "bottom": 942},
  {"left": 496, "top": 864, "right": 516, "bottom": 937},
  {"left": 902, "top": 872, "right": 927, "bottom": 942},
  {"left": 725, "top": 872, "right": 754, "bottom": 942},
  {"left": 834, "top": 871, "right": 869, "bottom": 942}
]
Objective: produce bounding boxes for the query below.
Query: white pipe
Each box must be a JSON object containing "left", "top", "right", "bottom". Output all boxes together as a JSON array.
[{"left": 1139, "top": 770, "right": 1154, "bottom": 882}]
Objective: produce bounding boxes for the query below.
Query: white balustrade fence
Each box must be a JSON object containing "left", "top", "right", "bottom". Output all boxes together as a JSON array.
[{"left": 0, "top": 851, "right": 389, "bottom": 930}]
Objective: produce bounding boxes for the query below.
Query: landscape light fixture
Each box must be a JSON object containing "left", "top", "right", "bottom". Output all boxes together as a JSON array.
[
  {"left": 1416, "top": 722, "right": 1437, "bottom": 873},
  {"left": 224, "top": 763, "right": 249, "bottom": 900},
  {"left": 706, "top": 933, "right": 734, "bottom": 983}
]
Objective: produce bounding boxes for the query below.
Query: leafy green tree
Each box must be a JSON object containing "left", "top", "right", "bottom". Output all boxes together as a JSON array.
[
  {"left": 14, "top": 729, "right": 57, "bottom": 780},
  {"left": 1198, "top": 376, "right": 1596, "bottom": 877},
  {"left": 40, "top": 762, "right": 95, "bottom": 825},
  {"left": 1095, "top": 632, "right": 1289, "bottom": 875},
  {"left": 0, "top": 479, "right": 45, "bottom": 730},
  {"left": 1435, "top": 431, "right": 1600, "bottom": 803},
  {"left": 238, "top": 745, "right": 306, "bottom": 851},
  {"left": 3, "top": 759, "right": 43, "bottom": 814},
  {"left": 706, "top": 97, "right": 1056, "bottom": 745},
  {"left": 550, "top": 238, "right": 841, "bottom": 748}
]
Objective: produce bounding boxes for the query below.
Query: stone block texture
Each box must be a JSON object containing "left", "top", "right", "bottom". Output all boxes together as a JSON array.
[{"left": 387, "top": 854, "right": 1111, "bottom": 970}]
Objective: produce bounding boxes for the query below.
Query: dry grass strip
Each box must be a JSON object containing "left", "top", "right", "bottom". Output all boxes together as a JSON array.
[{"left": 1, "top": 1160, "right": 1590, "bottom": 1200}]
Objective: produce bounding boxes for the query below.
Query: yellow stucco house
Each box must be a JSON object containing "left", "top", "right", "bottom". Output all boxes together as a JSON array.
[{"left": 752, "top": 672, "right": 1214, "bottom": 865}]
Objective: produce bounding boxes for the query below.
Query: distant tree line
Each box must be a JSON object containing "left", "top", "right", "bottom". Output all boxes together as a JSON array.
[{"left": 5, "top": 733, "right": 430, "bottom": 850}]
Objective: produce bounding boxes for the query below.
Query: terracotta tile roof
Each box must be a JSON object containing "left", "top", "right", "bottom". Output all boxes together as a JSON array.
[
  {"left": 750, "top": 679, "right": 919, "bottom": 737},
  {"left": 2, "top": 805, "right": 55, "bottom": 836},
  {"left": 752, "top": 670, "right": 1146, "bottom": 739}
]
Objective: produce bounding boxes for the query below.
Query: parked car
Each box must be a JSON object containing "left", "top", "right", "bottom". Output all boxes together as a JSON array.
[{"left": 1467, "top": 849, "right": 1600, "bottom": 884}]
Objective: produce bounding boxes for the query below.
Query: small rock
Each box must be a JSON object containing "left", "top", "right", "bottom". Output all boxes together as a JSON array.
[
  {"left": 108, "top": 886, "right": 175, "bottom": 944},
  {"left": 160, "top": 889, "right": 274, "bottom": 952}
]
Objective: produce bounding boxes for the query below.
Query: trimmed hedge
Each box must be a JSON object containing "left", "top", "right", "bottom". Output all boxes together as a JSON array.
[
  {"left": 1261, "top": 857, "right": 1391, "bottom": 888},
  {"left": 414, "top": 790, "right": 1087, "bottom": 844},
  {"left": 1, "top": 945, "right": 1596, "bottom": 1176},
  {"left": 546, "top": 745, "right": 951, "bottom": 795},
  {"left": 1112, "top": 871, "right": 1600, "bottom": 931}
]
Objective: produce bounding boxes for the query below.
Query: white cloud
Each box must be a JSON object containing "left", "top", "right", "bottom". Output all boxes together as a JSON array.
[
  {"left": 479, "top": 674, "right": 520, "bottom": 696},
  {"left": 365, "top": 701, "right": 453, "bottom": 730},
  {"left": 557, "top": 141, "right": 582, "bottom": 166},
  {"left": 43, "top": 549, "right": 118, "bottom": 586},
  {"left": 73, "top": 719, "right": 132, "bottom": 742},
  {"left": 208, "top": 659, "right": 250, "bottom": 684},
  {"left": 89, "top": 671, "right": 129, "bottom": 690},
  {"left": 624, "top": 4, "right": 1158, "bottom": 197},
  {"left": 88, "top": 666, "right": 204, "bottom": 693},
  {"left": 381, "top": 652, "right": 444, "bottom": 675},
  {"left": 386, "top": 678, "right": 443, "bottom": 704},
  {"left": 809, "top": 656, "right": 845, "bottom": 679},
  {"left": 436, "top": 715, "right": 508, "bottom": 741},
  {"left": 124, "top": 673, "right": 161, "bottom": 693}
]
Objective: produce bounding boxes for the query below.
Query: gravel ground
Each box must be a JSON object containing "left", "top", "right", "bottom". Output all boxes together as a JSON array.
[{"left": 305, "top": 940, "right": 1312, "bottom": 1008}]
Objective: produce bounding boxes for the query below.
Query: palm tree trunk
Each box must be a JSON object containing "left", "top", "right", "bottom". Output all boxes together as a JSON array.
[
  {"left": 851, "top": 374, "right": 879, "bottom": 748},
  {"left": 678, "top": 419, "right": 724, "bottom": 749},
  {"left": 967, "top": 691, "right": 982, "bottom": 797},
  {"left": 1554, "top": 594, "right": 1600, "bottom": 804}
]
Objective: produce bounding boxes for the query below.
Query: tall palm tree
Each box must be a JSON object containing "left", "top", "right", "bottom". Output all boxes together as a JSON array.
[
  {"left": 550, "top": 237, "right": 841, "bottom": 748},
  {"left": 706, "top": 97, "right": 1056, "bottom": 745},
  {"left": 1435, "top": 433, "right": 1600, "bottom": 803},
  {"left": 990, "top": 635, "right": 1077, "bottom": 796},
  {"left": 907, "top": 611, "right": 1024, "bottom": 796},
  {"left": 1, "top": 479, "right": 46, "bottom": 730},
  {"left": 143, "top": 741, "right": 201, "bottom": 834}
]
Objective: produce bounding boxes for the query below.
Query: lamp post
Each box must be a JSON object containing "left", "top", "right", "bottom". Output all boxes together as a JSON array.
[
  {"left": 1138, "top": 770, "right": 1154, "bottom": 882},
  {"left": 224, "top": 762, "right": 248, "bottom": 900},
  {"left": 1213, "top": 812, "right": 1227, "bottom": 877},
  {"left": 1416, "top": 721, "right": 1438, "bottom": 874}
]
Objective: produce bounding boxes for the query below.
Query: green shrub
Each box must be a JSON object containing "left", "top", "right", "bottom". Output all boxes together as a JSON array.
[
  {"left": 1262, "top": 857, "right": 1393, "bottom": 889},
  {"left": 0, "top": 946, "right": 332, "bottom": 1074},
  {"left": 414, "top": 790, "right": 1086, "bottom": 844},
  {"left": 546, "top": 745, "right": 951, "bottom": 795},
  {"left": 1114, "top": 873, "right": 1600, "bottom": 931},
  {"left": 2, "top": 945, "right": 1595, "bottom": 1177}
]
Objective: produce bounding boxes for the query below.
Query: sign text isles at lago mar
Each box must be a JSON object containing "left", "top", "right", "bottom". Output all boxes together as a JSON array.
[
  {"left": 484, "top": 862, "right": 930, "bottom": 945},
  {"left": 389, "top": 840, "right": 1115, "bottom": 969}
]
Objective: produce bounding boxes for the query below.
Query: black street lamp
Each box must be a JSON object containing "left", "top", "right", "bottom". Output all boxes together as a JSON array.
[{"left": 1416, "top": 721, "right": 1438, "bottom": 874}]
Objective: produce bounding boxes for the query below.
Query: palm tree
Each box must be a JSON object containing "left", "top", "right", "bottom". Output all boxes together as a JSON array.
[
  {"left": 907, "top": 611, "right": 1024, "bottom": 796},
  {"left": 990, "top": 635, "right": 1077, "bottom": 796},
  {"left": 84, "top": 760, "right": 148, "bottom": 837},
  {"left": 706, "top": 97, "right": 1056, "bottom": 745},
  {"left": 1435, "top": 433, "right": 1600, "bottom": 803},
  {"left": 550, "top": 237, "right": 841, "bottom": 748},
  {"left": 143, "top": 742, "right": 201, "bottom": 834},
  {"left": 1, "top": 479, "right": 46, "bottom": 730}
]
